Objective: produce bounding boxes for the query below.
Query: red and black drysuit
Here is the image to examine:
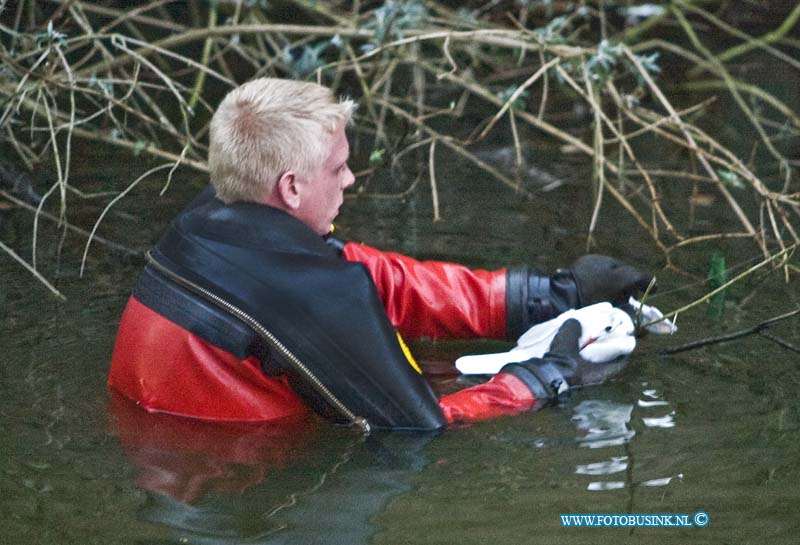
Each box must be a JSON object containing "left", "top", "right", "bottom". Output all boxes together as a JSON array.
[{"left": 110, "top": 188, "right": 579, "bottom": 430}]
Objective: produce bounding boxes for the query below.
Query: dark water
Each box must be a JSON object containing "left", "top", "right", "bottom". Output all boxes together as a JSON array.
[{"left": 2, "top": 125, "right": 799, "bottom": 545}]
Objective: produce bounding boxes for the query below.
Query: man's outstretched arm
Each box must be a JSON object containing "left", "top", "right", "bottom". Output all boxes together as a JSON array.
[
  {"left": 342, "top": 242, "right": 651, "bottom": 341},
  {"left": 343, "top": 242, "right": 508, "bottom": 339}
]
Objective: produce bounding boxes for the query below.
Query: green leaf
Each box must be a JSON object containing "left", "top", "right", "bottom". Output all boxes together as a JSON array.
[
  {"left": 366, "top": 0, "right": 428, "bottom": 45},
  {"left": 534, "top": 15, "right": 568, "bottom": 44},
  {"left": 586, "top": 39, "right": 624, "bottom": 83},
  {"left": 718, "top": 169, "right": 745, "bottom": 189},
  {"left": 281, "top": 40, "right": 331, "bottom": 76},
  {"left": 36, "top": 21, "right": 68, "bottom": 48},
  {"left": 369, "top": 148, "right": 385, "bottom": 166},
  {"left": 636, "top": 52, "right": 661, "bottom": 75}
]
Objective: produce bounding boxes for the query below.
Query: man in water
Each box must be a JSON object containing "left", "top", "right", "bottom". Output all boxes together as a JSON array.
[{"left": 109, "top": 78, "right": 651, "bottom": 431}]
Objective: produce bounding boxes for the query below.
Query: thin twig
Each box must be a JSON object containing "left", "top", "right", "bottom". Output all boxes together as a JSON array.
[
  {"left": 682, "top": 1, "right": 800, "bottom": 75},
  {"left": 0, "top": 239, "right": 66, "bottom": 300},
  {"left": 624, "top": 45, "right": 762, "bottom": 251},
  {"left": 672, "top": 5, "right": 789, "bottom": 169},
  {"left": 477, "top": 56, "right": 559, "bottom": 140},
  {"left": 677, "top": 80, "right": 800, "bottom": 129},
  {"left": 376, "top": 98, "right": 533, "bottom": 198},
  {"left": 693, "top": 1, "right": 800, "bottom": 69},
  {"left": 585, "top": 62, "right": 605, "bottom": 251},
  {"left": 659, "top": 307, "right": 800, "bottom": 356},
  {"left": 428, "top": 138, "right": 440, "bottom": 222},
  {"left": 644, "top": 243, "right": 799, "bottom": 330},
  {"left": 80, "top": 163, "right": 174, "bottom": 276},
  {"left": 758, "top": 331, "right": 800, "bottom": 355},
  {"left": 0, "top": 189, "right": 142, "bottom": 257},
  {"left": 188, "top": 0, "right": 216, "bottom": 111}
]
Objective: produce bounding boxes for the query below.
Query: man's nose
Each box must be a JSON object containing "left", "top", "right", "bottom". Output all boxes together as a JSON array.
[{"left": 342, "top": 166, "right": 355, "bottom": 189}]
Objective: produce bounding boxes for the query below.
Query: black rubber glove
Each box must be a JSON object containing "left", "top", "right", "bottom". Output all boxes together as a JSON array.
[
  {"left": 570, "top": 254, "right": 653, "bottom": 306},
  {"left": 506, "top": 255, "right": 653, "bottom": 339},
  {"left": 499, "top": 319, "right": 630, "bottom": 405}
]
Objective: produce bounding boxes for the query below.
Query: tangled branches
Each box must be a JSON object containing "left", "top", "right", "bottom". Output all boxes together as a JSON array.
[{"left": 1, "top": 0, "right": 798, "bottom": 297}]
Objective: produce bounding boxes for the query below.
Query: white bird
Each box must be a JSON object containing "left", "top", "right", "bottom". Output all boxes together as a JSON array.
[
  {"left": 455, "top": 302, "right": 635, "bottom": 375},
  {"left": 455, "top": 298, "right": 677, "bottom": 376}
]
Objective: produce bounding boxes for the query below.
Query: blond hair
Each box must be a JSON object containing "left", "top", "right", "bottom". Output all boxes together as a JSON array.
[{"left": 208, "top": 78, "right": 355, "bottom": 203}]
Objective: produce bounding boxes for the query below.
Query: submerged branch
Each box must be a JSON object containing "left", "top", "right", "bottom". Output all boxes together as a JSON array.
[{"left": 659, "top": 307, "right": 800, "bottom": 355}]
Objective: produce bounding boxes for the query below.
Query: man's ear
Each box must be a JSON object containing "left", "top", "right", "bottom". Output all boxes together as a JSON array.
[{"left": 273, "top": 170, "right": 302, "bottom": 210}]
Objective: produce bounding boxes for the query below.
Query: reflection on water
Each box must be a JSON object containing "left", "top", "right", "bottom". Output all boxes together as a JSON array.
[
  {"left": 575, "top": 456, "right": 629, "bottom": 475},
  {"left": 642, "top": 413, "right": 676, "bottom": 428},
  {"left": 2, "top": 119, "right": 800, "bottom": 543},
  {"left": 110, "top": 395, "right": 433, "bottom": 545},
  {"left": 639, "top": 475, "right": 683, "bottom": 487},
  {"left": 572, "top": 400, "right": 635, "bottom": 449},
  {"left": 587, "top": 481, "right": 626, "bottom": 491},
  {"left": 573, "top": 387, "right": 684, "bottom": 493},
  {"left": 640, "top": 388, "right": 677, "bottom": 429},
  {"left": 572, "top": 399, "right": 635, "bottom": 492}
]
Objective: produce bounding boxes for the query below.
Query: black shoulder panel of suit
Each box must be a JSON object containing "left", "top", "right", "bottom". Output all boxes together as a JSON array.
[
  {"left": 133, "top": 266, "right": 264, "bottom": 363},
  {"left": 141, "top": 193, "right": 446, "bottom": 431}
]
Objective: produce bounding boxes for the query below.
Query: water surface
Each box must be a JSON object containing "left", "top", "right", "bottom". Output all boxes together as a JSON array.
[{"left": 1, "top": 122, "right": 799, "bottom": 545}]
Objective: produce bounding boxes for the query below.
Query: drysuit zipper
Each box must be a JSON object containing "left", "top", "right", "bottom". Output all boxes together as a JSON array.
[{"left": 145, "top": 251, "right": 371, "bottom": 434}]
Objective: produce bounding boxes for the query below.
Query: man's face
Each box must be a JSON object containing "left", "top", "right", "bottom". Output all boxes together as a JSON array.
[{"left": 294, "top": 125, "right": 355, "bottom": 235}]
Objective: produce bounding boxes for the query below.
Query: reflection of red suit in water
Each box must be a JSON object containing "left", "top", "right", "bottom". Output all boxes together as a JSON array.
[
  {"left": 110, "top": 393, "right": 318, "bottom": 504},
  {"left": 109, "top": 194, "right": 539, "bottom": 428},
  {"left": 110, "top": 393, "right": 436, "bottom": 543}
]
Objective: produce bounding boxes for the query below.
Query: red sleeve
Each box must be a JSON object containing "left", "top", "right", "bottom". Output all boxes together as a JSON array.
[
  {"left": 438, "top": 373, "right": 538, "bottom": 424},
  {"left": 342, "top": 242, "right": 507, "bottom": 340}
]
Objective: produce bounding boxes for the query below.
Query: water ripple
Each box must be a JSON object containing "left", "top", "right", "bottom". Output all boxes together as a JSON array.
[
  {"left": 587, "top": 481, "right": 626, "bottom": 491},
  {"left": 572, "top": 400, "right": 635, "bottom": 449},
  {"left": 575, "top": 456, "right": 629, "bottom": 475},
  {"left": 637, "top": 399, "right": 669, "bottom": 407},
  {"left": 639, "top": 474, "right": 683, "bottom": 487},
  {"left": 642, "top": 412, "right": 676, "bottom": 428}
]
